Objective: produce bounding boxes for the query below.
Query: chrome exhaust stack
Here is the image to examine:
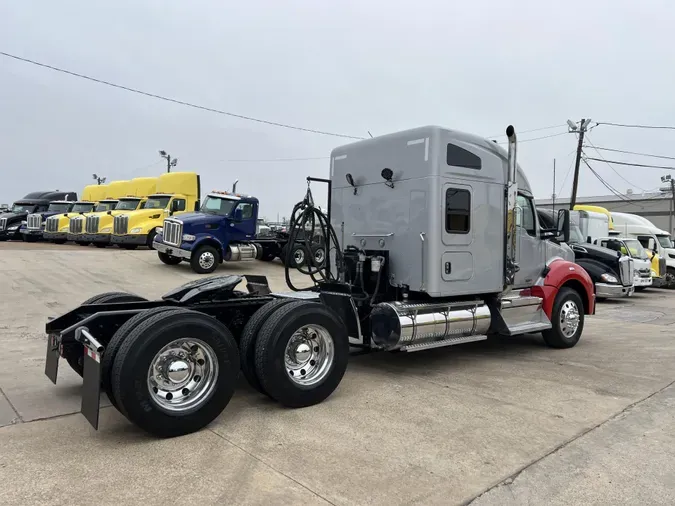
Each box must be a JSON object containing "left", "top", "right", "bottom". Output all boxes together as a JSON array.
[{"left": 504, "top": 125, "right": 519, "bottom": 293}]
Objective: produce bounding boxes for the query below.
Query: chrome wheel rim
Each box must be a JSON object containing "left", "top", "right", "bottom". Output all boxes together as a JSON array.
[
  {"left": 199, "top": 251, "right": 215, "bottom": 270},
  {"left": 560, "top": 300, "right": 580, "bottom": 338},
  {"left": 284, "top": 324, "right": 334, "bottom": 386},
  {"left": 147, "top": 338, "right": 219, "bottom": 412},
  {"left": 313, "top": 248, "right": 325, "bottom": 266},
  {"left": 293, "top": 248, "right": 305, "bottom": 265}
]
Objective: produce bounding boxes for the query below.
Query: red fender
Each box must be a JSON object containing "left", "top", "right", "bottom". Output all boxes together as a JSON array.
[{"left": 530, "top": 259, "right": 595, "bottom": 319}]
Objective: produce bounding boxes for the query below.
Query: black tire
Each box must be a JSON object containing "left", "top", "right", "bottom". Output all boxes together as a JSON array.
[
  {"left": 542, "top": 287, "right": 585, "bottom": 349},
  {"left": 120, "top": 244, "right": 138, "bottom": 250},
  {"left": 146, "top": 230, "right": 157, "bottom": 249},
  {"left": 279, "top": 245, "right": 288, "bottom": 266},
  {"left": 102, "top": 307, "right": 183, "bottom": 411},
  {"left": 53, "top": 239, "right": 67, "bottom": 245},
  {"left": 158, "top": 251, "right": 183, "bottom": 265},
  {"left": 76, "top": 241, "right": 90, "bottom": 246},
  {"left": 190, "top": 245, "right": 219, "bottom": 274},
  {"left": 635, "top": 286, "right": 646, "bottom": 292},
  {"left": 239, "top": 298, "right": 295, "bottom": 395},
  {"left": 23, "top": 235, "right": 38, "bottom": 243},
  {"left": 254, "top": 301, "right": 349, "bottom": 408},
  {"left": 666, "top": 267, "right": 675, "bottom": 289},
  {"left": 94, "top": 243, "right": 107, "bottom": 248},
  {"left": 111, "top": 308, "right": 239, "bottom": 437},
  {"left": 63, "top": 291, "right": 148, "bottom": 377}
]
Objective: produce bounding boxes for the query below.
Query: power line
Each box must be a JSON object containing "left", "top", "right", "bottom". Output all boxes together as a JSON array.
[
  {"left": 487, "top": 124, "right": 566, "bottom": 138},
  {"left": 581, "top": 159, "right": 633, "bottom": 202},
  {"left": 584, "top": 145, "right": 675, "bottom": 162},
  {"left": 596, "top": 121, "right": 675, "bottom": 131},
  {"left": 583, "top": 157, "right": 675, "bottom": 171},
  {"left": 495, "top": 131, "right": 568, "bottom": 145},
  {"left": 0, "top": 51, "right": 365, "bottom": 140},
  {"left": 584, "top": 135, "right": 646, "bottom": 191}
]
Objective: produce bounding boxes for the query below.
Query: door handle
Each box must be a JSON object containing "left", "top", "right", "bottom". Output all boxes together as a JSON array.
[{"left": 445, "top": 262, "right": 452, "bottom": 275}]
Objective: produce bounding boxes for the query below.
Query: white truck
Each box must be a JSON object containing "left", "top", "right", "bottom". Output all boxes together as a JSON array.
[
  {"left": 611, "top": 212, "right": 675, "bottom": 288},
  {"left": 593, "top": 236, "right": 653, "bottom": 291}
]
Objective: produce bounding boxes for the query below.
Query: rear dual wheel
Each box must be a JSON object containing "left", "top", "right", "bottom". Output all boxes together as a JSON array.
[
  {"left": 110, "top": 308, "right": 239, "bottom": 437},
  {"left": 240, "top": 300, "right": 349, "bottom": 408}
]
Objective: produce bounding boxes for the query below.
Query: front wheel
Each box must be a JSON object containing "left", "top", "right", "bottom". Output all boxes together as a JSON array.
[
  {"left": 23, "top": 235, "right": 38, "bottom": 243},
  {"left": 666, "top": 268, "right": 675, "bottom": 289},
  {"left": 53, "top": 239, "right": 67, "bottom": 245},
  {"left": 542, "top": 287, "right": 584, "bottom": 349},
  {"left": 158, "top": 251, "right": 182, "bottom": 265},
  {"left": 190, "top": 245, "right": 219, "bottom": 274}
]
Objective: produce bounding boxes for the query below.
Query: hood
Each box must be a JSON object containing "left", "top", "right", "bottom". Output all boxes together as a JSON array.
[
  {"left": 0, "top": 212, "right": 28, "bottom": 223},
  {"left": 176, "top": 212, "right": 224, "bottom": 226},
  {"left": 569, "top": 242, "right": 620, "bottom": 263}
]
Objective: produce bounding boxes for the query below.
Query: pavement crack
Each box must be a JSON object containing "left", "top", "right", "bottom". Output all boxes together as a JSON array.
[
  {"left": 464, "top": 378, "right": 675, "bottom": 505},
  {"left": 208, "top": 428, "right": 336, "bottom": 505},
  {"left": 0, "top": 387, "right": 23, "bottom": 423}
]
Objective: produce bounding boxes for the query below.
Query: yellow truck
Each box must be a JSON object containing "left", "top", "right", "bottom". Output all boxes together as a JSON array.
[
  {"left": 67, "top": 180, "right": 129, "bottom": 245},
  {"left": 110, "top": 172, "right": 200, "bottom": 249},
  {"left": 43, "top": 184, "right": 107, "bottom": 244},
  {"left": 574, "top": 204, "right": 666, "bottom": 287},
  {"left": 83, "top": 177, "right": 158, "bottom": 248}
]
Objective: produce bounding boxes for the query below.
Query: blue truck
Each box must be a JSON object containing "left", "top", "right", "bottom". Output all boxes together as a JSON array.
[{"left": 153, "top": 190, "right": 324, "bottom": 274}]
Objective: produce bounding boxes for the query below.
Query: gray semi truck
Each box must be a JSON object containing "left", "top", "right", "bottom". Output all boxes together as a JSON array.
[{"left": 44, "top": 124, "right": 596, "bottom": 438}]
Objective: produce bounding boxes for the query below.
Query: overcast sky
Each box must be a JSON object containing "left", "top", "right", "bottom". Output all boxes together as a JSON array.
[{"left": 2, "top": 0, "right": 674, "bottom": 218}]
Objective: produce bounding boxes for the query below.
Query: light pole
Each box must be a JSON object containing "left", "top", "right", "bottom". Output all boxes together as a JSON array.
[
  {"left": 92, "top": 173, "right": 107, "bottom": 185},
  {"left": 660, "top": 175, "right": 675, "bottom": 234},
  {"left": 159, "top": 150, "right": 178, "bottom": 173}
]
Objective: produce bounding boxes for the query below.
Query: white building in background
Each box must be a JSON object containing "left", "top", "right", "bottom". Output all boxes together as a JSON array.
[{"left": 536, "top": 190, "right": 675, "bottom": 235}]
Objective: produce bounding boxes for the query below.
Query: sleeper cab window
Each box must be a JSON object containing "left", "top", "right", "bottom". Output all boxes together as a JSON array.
[
  {"left": 445, "top": 188, "right": 470, "bottom": 234},
  {"left": 447, "top": 143, "right": 482, "bottom": 170},
  {"left": 515, "top": 195, "right": 536, "bottom": 236}
]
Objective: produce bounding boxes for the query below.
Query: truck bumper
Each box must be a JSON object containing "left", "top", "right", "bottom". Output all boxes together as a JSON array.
[
  {"left": 21, "top": 229, "right": 43, "bottom": 239},
  {"left": 153, "top": 240, "right": 192, "bottom": 259},
  {"left": 43, "top": 232, "right": 68, "bottom": 241},
  {"left": 111, "top": 234, "right": 148, "bottom": 246},
  {"left": 652, "top": 276, "right": 667, "bottom": 288},
  {"left": 633, "top": 276, "right": 653, "bottom": 288},
  {"left": 81, "top": 233, "right": 111, "bottom": 244},
  {"left": 596, "top": 282, "right": 634, "bottom": 299},
  {"left": 66, "top": 233, "right": 87, "bottom": 242}
]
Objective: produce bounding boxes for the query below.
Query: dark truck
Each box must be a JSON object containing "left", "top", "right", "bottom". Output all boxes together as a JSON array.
[
  {"left": 538, "top": 208, "right": 634, "bottom": 300},
  {"left": 20, "top": 199, "right": 78, "bottom": 242},
  {"left": 152, "top": 190, "right": 302, "bottom": 274},
  {"left": 0, "top": 191, "right": 77, "bottom": 241}
]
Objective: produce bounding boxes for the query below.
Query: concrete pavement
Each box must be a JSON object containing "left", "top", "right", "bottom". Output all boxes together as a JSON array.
[{"left": 0, "top": 242, "right": 674, "bottom": 505}]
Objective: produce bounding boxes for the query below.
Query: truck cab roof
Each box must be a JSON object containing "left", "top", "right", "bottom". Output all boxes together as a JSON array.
[
  {"left": 207, "top": 190, "right": 259, "bottom": 204},
  {"left": 15, "top": 191, "right": 77, "bottom": 204}
]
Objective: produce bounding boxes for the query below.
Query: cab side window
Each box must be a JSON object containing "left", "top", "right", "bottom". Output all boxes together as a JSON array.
[
  {"left": 515, "top": 195, "right": 536, "bottom": 236},
  {"left": 237, "top": 203, "right": 254, "bottom": 220},
  {"left": 172, "top": 199, "right": 186, "bottom": 212},
  {"left": 445, "top": 188, "right": 471, "bottom": 233}
]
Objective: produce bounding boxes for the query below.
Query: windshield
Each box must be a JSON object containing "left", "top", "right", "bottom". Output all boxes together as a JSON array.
[
  {"left": 95, "top": 201, "right": 117, "bottom": 212},
  {"left": 656, "top": 235, "right": 673, "bottom": 249},
  {"left": 145, "top": 196, "right": 171, "bottom": 209},
  {"left": 567, "top": 215, "right": 585, "bottom": 243},
  {"left": 47, "top": 203, "right": 72, "bottom": 213},
  {"left": 10, "top": 203, "right": 36, "bottom": 213},
  {"left": 622, "top": 239, "right": 648, "bottom": 259},
  {"left": 71, "top": 203, "right": 95, "bottom": 213},
  {"left": 201, "top": 196, "right": 237, "bottom": 216},
  {"left": 115, "top": 199, "right": 142, "bottom": 211}
]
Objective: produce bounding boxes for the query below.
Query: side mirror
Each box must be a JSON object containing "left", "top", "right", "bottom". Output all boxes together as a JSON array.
[
  {"left": 557, "top": 209, "right": 570, "bottom": 243},
  {"left": 233, "top": 208, "right": 243, "bottom": 222},
  {"left": 587, "top": 236, "right": 592, "bottom": 243}
]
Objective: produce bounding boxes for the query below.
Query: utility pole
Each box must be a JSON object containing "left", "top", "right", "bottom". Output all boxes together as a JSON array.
[
  {"left": 567, "top": 118, "right": 592, "bottom": 210},
  {"left": 660, "top": 175, "right": 675, "bottom": 234},
  {"left": 159, "top": 150, "right": 178, "bottom": 173},
  {"left": 552, "top": 158, "right": 556, "bottom": 213}
]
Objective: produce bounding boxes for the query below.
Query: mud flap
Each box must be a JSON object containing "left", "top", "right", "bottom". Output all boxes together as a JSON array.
[
  {"left": 44, "top": 334, "right": 60, "bottom": 385},
  {"left": 81, "top": 347, "right": 102, "bottom": 430}
]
